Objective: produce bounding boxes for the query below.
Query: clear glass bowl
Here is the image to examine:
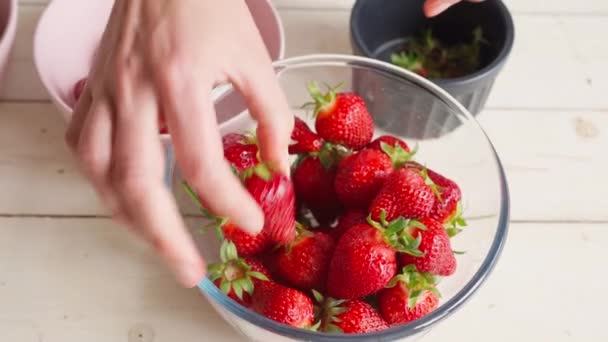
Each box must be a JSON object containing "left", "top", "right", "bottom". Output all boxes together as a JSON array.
[{"left": 164, "top": 54, "right": 509, "bottom": 341}]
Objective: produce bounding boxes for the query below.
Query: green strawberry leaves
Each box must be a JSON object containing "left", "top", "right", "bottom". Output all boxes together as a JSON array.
[
  {"left": 380, "top": 141, "right": 418, "bottom": 169},
  {"left": 312, "top": 289, "right": 349, "bottom": 334},
  {"left": 367, "top": 210, "right": 427, "bottom": 257},
  {"left": 302, "top": 81, "right": 343, "bottom": 117},
  {"left": 208, "top": 240, "right": 269, "bottom": 301},
  {"left": 386, "top": 265, "right": 441, "bottom": 310},
  {"left": 390, "top": 26, "right": 488, "bottom": 79},
  {"left": 445, "top": 201, "right": 468, "bottom": 238}
]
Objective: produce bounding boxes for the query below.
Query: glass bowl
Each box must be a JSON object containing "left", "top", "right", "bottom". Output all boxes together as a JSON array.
[{"left": 164, "top": 54, "right": 509, "bottom": 341}]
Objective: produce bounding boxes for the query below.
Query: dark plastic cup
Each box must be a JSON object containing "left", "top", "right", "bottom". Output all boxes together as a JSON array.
[{"left": 350, "top": 0, "right": 514, "bottom": 138}]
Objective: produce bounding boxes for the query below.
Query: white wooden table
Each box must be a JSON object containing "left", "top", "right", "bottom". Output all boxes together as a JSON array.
[{"left": 1, "top": 1, "right": 607, "bottom": 341}]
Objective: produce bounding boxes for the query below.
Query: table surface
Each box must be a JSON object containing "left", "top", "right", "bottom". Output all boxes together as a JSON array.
[{"left": 1, "top": 0, "right": 607, "bottom": 341}]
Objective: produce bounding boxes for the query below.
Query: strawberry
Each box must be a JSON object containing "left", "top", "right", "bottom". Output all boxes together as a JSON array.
[
  {"left": 305, "top": 82, "right": 374, "bottom": 150},
  {"left": 222, "top": 133, "right": 259, "bottom": 172},
  {"left": 398, "top": 217, "right": 457, "bottom": 276},
  {"left": 182, "top": 182, "right": 273, "bottom": 257},
  {"left": 332, "top": 209, "right": 367, "bottom": 240},
  {"left": 73, "top": 77, "right": 87, "bottom": 102},
  {"left": 289, "top": 117, "right": 323, "bottom": 154},
  {"left": 377, "top": 265, "right": 440, "bottom": 324},
  {"left": 244, "top": 164, "right": 296, "bottom": 243},
  {"left": 251, "top": 281, "right": 315, "bottom": 328},
  {"left": 292, "top": 154, "right": 341, "bottom": 224},
  {"left": 209, "top": 240, "right": 270, "bottom": 306},
  {"left": 158, "top": 113, "right": 168, "bottom": 134},
  {"left": 369, "top": 168, "right": 436, "bottom": 222},
  {"left": 405, "top": 162, "right": 467, "bottom": 237},
  {"left": 222, "top": 222, "right": 273, "bottom": 257},
  {"left": 276, "top": 228, "right": 335, "bottom": 291},
  {"left": 313, "top": 291, "right": 389, "bottom": 334},
  {"left": 326, "top": 214, "right": 426, "bottom": 299},
  {"left": 368, "top": 135, "right": 410, "bottom": 153},
  {"left": 334, "top": 149, "right": 394, "bottom": 209}
]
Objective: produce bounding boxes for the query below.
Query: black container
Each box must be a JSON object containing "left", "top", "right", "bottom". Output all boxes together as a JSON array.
[{"left": 349, "top": 0, "right": 514, "bottom": 138}]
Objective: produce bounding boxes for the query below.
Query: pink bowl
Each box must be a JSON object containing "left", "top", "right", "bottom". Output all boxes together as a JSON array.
[
  {"left": 33, "top": 0, "right": 285, "bottom": 124},
  {"left": 0, "top": 0, "right": 18, "bottom": 90}
]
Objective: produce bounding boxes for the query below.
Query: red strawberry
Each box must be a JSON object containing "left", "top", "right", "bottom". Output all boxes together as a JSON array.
[
  {"left": 398, "top": 217, "right": 457, "bottom": 276},
  {"left": 404, "top": 162, "right": 467, "bottom": 237},
  {"left": 181, "top": 182, "right": 272, "bottom": 257},
  {"left": 289, "top": 117, "right": 323, "bottom": 154},
  {"left": 326, "top": 215, "right": 425, "bottom": 299},
  {"left": 73, "top": 77, "right": 87, "bottom": 102},
  {"left": 332, "top": 209, "right": 367, "bottom": 240},
  {"left": 251, "top": 281, "right": 315, "bottom": 328},
  {"left": 292, "top": 155, "right": 341, "bottom": 224},
  {"left": 313, "top": 291, "right": 389, "bottom": 334},
  {"left": 334, "top": 149, "right": 394, "bottom": 209},
  {"left": 369, "top": 168, "right": 436, "bottom": 221},
  {"left": 306, "top": 82, "right": 374, "bottom": 149},
  {"left": 377, "top": 265, "right": 440, "bottom": 324},
  {"left": 209, "top": 240, "right": 271, "bottom": 306},
  {"left": 222, "top": 222, "right": 272, "bottom": 257},
  {"left": 244, "top": 164, "right": 296, "bottom": 243},
  {"left": 368, "top": 135, "right": 410, "bottom": 153},
  {"left": 222, "top": 133, "right": 259, "bottom": 172},
  {"left": 276, "top": 228, "right": 335, "bottom": 291},
  {"left": 158, "top": 113, "right": 168, "bottom": 134}
]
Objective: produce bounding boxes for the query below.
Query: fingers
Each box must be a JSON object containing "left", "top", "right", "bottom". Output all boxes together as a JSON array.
[
  {"left": 65, "top": 85, "right": 93, "bottom": 149},
  {"left": 111, "top": 72, "right": 205, "bottom": 288},
  {"left": 75, "top": 99, "right": 127, "bottom": 224},
  {"left": 423, "top": 0, "right": 483, "bottom": 17},
  {"left": 154, "top": 65, "right": 265, "bottom": 235},
  {"left": 231, "top": 64, "right": 293, "bottom": 175}
]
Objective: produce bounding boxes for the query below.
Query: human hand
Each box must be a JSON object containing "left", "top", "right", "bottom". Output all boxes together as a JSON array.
[
  {"left": 424, "top": 0, "right": 485, "bottom": 17},
  {"left": 65, "top": 0, "right": 293, "bottom": 287}
]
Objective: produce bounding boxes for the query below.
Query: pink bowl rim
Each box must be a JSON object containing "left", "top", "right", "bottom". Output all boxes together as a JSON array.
[
  {"left": 0, "top": 0, "right": 18, "bottom": 56},
  {"left": 33, "top": 0, "right": 286, "bottom": 120}
]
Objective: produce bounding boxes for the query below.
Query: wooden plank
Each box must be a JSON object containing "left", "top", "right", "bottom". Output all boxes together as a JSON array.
[
  {"left": 4, "top": 5, "right": 607, "bottom": 110},
  {"left": 0, "top": 218, "right": 606, "bottom": 341},
  {"left": 0, "top": 103, "right": 106, "bottom": 216},
  {"left": 0, "top": 217, "right": 243, "bottom": 342},
  {"left": 0, "top": 102, "right": 606, "bottom": 221},
  {"left": 0, "top": 5, "right": 48, "bottom": 101}
]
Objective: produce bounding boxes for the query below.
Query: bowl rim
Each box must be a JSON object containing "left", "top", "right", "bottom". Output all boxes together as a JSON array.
[
  {"left": 349, "top": 0, "right": 515, "bottom": 87},
  {"left": 0, "top": 0, "right": 18, "bottom": 55},
  {"left": 165, "top": 53, "right": 510, "bottom": 341},
  {"left": 32, "top": 0, "right": 286, "bottom": 122}
]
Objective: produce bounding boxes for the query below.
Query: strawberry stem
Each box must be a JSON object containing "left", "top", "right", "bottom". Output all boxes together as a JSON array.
[
  {"left": 209, "top": 240, "right": 269, "bottom": 301},
  {"left": 445, "top": 201, "right": 467, "bottom": 237},
  {"left": 367, "top": 211, "right": 427, "bottom": 257},
  {"left": 386, "top": 265, "right": 441, "bottom": 310},
  {"left": 380, "top": 141, "right": 417, "bottom": 169},
  {"left": 305, "top": 81, "right": 343, "bottom": 117}
]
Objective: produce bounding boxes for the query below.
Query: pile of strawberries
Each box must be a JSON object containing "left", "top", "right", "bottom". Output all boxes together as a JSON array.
[{"left": 184, "top": 82, "right": 467, "bottom": 334}]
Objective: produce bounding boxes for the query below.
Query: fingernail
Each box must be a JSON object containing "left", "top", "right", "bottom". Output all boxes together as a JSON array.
[
  {"left": 425, "top": 0, "right": 451, "bottom": 16},
  {"left": 241, "top": 206, "right": 265, "bottom": 235},
  {"left": 177, "top": 260, "right": 206, "bottom": 288}
]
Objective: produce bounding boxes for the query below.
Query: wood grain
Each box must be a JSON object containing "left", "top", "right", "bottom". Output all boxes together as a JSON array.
[
  {"left": 1, "top": 218, "right": 606, "bottom": 341},
  {"left": 1, "top": 103, "right": 606, "bottom": 221},
  {"left": 4, "top": 4, "right": 608, "bottom": 111}
]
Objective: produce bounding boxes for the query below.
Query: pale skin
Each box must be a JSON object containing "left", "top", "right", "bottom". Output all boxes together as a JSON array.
[{"left": 66, "top": 0, "right": 483, "bottom": 288}]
